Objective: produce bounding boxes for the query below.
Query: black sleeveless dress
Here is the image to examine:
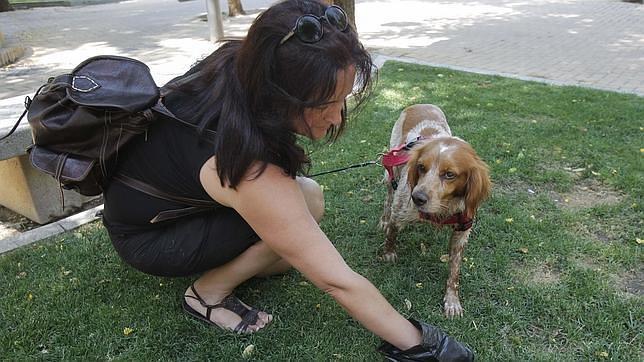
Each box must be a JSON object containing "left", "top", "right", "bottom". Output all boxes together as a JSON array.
[{"left": 102, "top": 93, "right": 260, "bottom": 277}]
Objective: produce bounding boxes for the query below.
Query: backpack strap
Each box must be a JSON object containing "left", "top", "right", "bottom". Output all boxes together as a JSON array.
[
  {"left": 154, "top": 88, "right": 217, "bottom": 144},
  {"left": 112, "top": 173, "right": 220, "bottom": 223},
  {"left": 0, "top": 82, "right": 52, "bottom": 142},
  {"left": 0, "top": 107, "right": 27, "bottom": 142}
]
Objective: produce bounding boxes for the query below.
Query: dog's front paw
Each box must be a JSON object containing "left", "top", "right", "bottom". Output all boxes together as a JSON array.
[
  {"left": 443, "top": 293, "right": 464, "bottom": 318},
  {"left": 381, "top": 251, "right": 398, "bottom": 263}
]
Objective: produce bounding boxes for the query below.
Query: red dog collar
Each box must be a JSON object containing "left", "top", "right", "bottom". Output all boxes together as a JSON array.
[{"left": 419, "top": 212, "right": 474, "bottom": 231}]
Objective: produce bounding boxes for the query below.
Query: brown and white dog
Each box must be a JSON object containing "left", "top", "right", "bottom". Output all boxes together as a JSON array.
[{"left": 379, "top": 104, "right": 491, "bottom": 318}]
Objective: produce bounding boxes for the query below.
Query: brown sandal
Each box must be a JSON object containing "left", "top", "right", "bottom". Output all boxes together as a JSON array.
[{"left": 182, "top": 283, "right": 264, "bottom": 333}]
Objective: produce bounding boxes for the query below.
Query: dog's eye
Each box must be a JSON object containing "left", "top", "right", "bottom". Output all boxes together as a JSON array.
[
  {"left": 443, "top": 171, "right": 456, "bottom": 179},
  {"left": 416, "top": 164, "right": 426, "bottom": 173}
]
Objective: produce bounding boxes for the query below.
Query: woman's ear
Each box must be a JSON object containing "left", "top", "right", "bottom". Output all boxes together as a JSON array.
[{"left": 464, "top": 158, "right": 491, "bottom": 218}]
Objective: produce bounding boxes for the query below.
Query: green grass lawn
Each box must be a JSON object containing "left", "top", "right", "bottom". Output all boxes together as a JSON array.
[{"left": 1, "top": 61, "right": 642, "bottom": 360}]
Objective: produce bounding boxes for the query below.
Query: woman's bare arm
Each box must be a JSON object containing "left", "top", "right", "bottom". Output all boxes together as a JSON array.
[{"left": 200, "top": 159, "right": 420, "bottom": 350}]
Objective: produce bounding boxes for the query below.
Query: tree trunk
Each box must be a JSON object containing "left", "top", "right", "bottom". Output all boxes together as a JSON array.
[
  {"left": 333, "top": 0, "right": 355, "bottom": 30},
  {"left": 227, "top": 0, "right": 245, "bottom": 16},
  {"left": 0, "top": 0, "right": 13, "bottom": 12}
]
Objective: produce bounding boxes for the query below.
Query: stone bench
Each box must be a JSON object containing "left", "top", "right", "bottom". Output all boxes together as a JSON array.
[{"left": 0, "top": 95, "right": 93, "bottom": 224}]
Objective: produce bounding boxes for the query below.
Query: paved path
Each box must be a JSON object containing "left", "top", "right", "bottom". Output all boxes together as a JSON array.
[
  {"left": 1, "top": 0, "right": 642, "bottom": 105},
  {"left": 362, "top": 0, "right": 644, "bottom": 95},
  {"left": 0, "top": 0, "right": 642, "bottom": 250}
]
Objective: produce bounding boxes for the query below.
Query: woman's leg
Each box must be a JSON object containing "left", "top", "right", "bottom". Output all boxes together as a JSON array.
[
  {"left": 185, "top": 239, "right": 281, "bottom": 332},
  {"left": 185, "top": 177, "right": 324, "bottom": 331},
  {"left": 255, "top": 177, "right": 324, "bottom": 277}
]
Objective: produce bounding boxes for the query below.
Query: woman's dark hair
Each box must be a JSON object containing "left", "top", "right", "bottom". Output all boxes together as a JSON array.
[{"left": 167, "top": 0, "right": 373, "bottom": 188}]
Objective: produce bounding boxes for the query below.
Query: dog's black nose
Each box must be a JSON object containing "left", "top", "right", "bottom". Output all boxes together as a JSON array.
[{"left": 412, "top": 191, "right": 428, "bottom": 206}]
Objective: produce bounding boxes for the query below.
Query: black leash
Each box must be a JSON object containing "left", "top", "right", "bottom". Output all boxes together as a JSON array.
[{"left": 307, "top": 158, "right": 381, "bottom": 178}]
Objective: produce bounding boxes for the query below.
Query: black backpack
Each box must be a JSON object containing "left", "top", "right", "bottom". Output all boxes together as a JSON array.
[{"left": 0, "top": 55, "right": 218, "bottom": 222}]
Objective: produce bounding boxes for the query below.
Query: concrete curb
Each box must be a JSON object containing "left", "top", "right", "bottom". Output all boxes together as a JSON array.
[
  {"left": 372, "top": 54, "right": 644, "bottom": 97},
  {"left": 0, "top": 204, "right": 103, "bottom": 255}
]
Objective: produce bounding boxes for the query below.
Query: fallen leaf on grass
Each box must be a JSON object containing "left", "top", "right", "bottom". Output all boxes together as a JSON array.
[
  {"left": 404, "top": 299, "right": 412, "bottom": 311},
  {"left": 440, "top": 254, "right": 449, "bottom": 263},
  {"left": 415, "top": 283, "right": 423, "bottom": 289},
  {"left": 595, "top": 351, "right": 609, "bottom": 359},
  {"left": 636, "top": 238, "right": 643, "bottom": 245},
  {"left": 242, "top": 344, "right": 255, "bottom": 359},
  {"left": 518, "top": 247, "right": 529, "bottom": 254},
  {"left": 420, "top": 242, "right": 427, "bottom": 255},
  {"left": 123, "top": 327, "right": 134, "bottom": 336},
  {"left": 505, "top": 218, "right": 514, "bottom": 223}
]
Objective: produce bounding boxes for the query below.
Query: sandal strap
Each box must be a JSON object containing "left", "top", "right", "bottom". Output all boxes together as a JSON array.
[
  {"left": 232, "top": 308, "right": 261, "bottom": 333},
  {"left": 243, "top": 308, "right": 260, "bottom": 324},
  {"left": 218, "top": 294, "right": 250, "bottom": 316},
  {"left": 219, "top": 294, "right": 261, "bottom": 333},
  {"left": 186, "top": 284, "right": 211, "bottom": 307},
  {"left": 186, "top": 283, "right": 218, "bottom": 320},
  {"left": 185, "top": 283, "right": 262, "bottom": 333}
]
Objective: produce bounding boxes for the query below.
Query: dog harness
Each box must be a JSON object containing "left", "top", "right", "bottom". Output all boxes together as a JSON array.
[{"left": 381, "top": 137, "right": 423, "bottom": 190}]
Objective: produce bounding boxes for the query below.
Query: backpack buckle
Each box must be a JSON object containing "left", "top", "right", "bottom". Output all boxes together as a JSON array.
[{"left": 24, "top": 96, "right": 32, "bottom": 109}]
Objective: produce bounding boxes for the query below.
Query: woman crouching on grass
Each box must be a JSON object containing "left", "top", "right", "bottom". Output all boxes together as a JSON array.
[{"left": 102, "top": 1, "right": 472, "bottom": 360}]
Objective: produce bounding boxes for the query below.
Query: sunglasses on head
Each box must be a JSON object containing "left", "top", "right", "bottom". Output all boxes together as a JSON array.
[{"left": 279, "top": 5, "right": 349, "bottom": 45}]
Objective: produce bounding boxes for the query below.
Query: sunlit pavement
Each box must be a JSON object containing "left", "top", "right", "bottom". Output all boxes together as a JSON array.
[{"left": 0, "top": 0, "right": 642, "bottom": 110}]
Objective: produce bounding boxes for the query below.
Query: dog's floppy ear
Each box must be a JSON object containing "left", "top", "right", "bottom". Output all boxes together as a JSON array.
[
  {"left": 406, "top": 147, "right": 422, "bottom": 189},
  {"left": 464, "top": 157, "right": 491, "bottom": 218}
]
